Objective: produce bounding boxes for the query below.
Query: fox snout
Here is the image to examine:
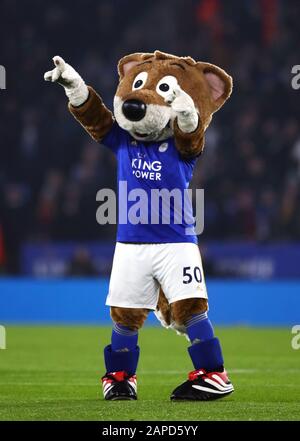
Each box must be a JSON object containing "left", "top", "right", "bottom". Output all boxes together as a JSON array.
[
  {"left": 122, "top": 99, "right": 147, "bottom": 121},
  {"left": 119, "top": 88, "right": 167, "bottom": 121}
]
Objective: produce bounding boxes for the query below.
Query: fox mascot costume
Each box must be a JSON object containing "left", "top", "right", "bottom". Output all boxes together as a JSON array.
[{"left": 44, "top": 50, "right": 234, "bottom": 401}]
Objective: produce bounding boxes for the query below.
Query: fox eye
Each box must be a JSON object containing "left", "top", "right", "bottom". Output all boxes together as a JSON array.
[
  {"left": 159, "top": 83, "right": 169, "bottom": 92},
  {"left": 132, "top": 71, "right": 148, "bottom": 90},
  {"left": 134, "top": 80, "right": 143, "bottom": 88},
  {"left": 156, "top": 75, "right": 178, "bottom": 97}
]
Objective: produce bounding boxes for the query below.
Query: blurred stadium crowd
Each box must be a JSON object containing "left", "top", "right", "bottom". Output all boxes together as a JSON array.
[{"left": 1, "top": 0, "right": 300, "bottom": 273}]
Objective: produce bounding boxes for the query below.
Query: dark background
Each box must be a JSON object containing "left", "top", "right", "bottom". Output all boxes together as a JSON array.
[{"left": 0, "top": 0, "right": 300, "bottom": 275}]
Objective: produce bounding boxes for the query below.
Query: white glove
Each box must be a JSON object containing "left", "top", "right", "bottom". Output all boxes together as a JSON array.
[
  {"left": 44, "top": 56, "right": 89, "bottom": 107},
  {"left": 165, "top": 86, "right": 199, "bottom": 133}
]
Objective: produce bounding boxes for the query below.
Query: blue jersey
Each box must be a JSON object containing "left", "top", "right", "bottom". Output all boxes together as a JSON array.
[{"left": 102, "top": 123, "right": 198, "bottom": 244}]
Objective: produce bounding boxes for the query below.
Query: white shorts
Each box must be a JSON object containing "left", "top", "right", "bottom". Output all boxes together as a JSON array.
[{"left": 106, "top": 242, "right": 207, "bottom": 310}]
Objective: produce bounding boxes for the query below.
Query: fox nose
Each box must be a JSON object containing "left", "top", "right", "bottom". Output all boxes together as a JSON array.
[{"left": 122, "top": 99, "right": 146, "bottom": 121}]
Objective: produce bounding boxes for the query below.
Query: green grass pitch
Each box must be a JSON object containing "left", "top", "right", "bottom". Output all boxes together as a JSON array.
[{"left": 0, "top": 326, "right": 299, "bottom": 421}]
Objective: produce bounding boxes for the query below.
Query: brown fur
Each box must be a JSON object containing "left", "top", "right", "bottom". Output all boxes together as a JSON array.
[
  {"left": 110, "top": 306, "right": 149, "bottom": 331},
  {"left": 157, "top": 289, "right": 208, "bottom": 326},
  {"left": 173, "top": 119, "right": 205, "bottom": 158},
  {"left": 117, "top": 51, "right": 232, "bottom": 119},
  {"left": 171, "top": 298, "right": 208, "bottom": 326},
  {"left": 117, "top": 50, "right": 232, "bottom": 157},
  {"left": 69, "top": 86, "right": 113, "bottom": 142},
  {"left": 156, "top": 288, "right": 172, "bottom": 326}
]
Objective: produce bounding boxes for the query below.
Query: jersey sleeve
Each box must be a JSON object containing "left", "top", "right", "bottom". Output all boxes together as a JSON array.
[{"left": 101, "top": 122, "right": 124, "bottom": 154}]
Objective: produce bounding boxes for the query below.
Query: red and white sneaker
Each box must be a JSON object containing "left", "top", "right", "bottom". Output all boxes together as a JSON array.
[
  {"left": 171, "top": 368, "right": 234, "bottom": 401},
  {"left": 101, "top": 371, "right": 137, "bottom": 400}
]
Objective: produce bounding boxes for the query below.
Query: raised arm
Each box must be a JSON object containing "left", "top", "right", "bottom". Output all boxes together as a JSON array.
[
  {"left": 44, "top": 56, "right": 114, "bottom": 141},
  {"left": 165, "top": 85, "right": 204, "bottom": 158}
]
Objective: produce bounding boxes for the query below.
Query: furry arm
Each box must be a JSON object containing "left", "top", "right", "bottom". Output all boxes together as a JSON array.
[
  {"left": 68, "top": 86, "right": 114, "bottom": 142},
  {"left": 173, "top": 118, "right": 205, "bottom": 158},
  {"left": 44, "top": 56, "right": 114, "bottom": 141},
  {"left": 166, "top": 86, "right": 204, "bottom": 158}
]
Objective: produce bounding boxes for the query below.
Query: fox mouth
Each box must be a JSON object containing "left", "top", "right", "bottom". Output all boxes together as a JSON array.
[
  {"left": 133, "top": 131, "right": 149, "bottom": 138},
  {"left": 133, "top": 120, "right": 171, "bottom": 139}
]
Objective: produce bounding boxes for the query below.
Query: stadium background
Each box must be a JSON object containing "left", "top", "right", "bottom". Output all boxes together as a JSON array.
[{"left": 0, "top": 0, "right": 299, "bottom": 421}]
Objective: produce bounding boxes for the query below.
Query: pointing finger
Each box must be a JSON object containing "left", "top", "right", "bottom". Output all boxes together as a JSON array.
[
  {"left": 52, "top": 68, "right": 61, "bottom": 82},
  {"left": 44, "top": 70, "right": 53, "bottom": 81},
  {"left": 53, "top": 56, "right": 66, "bottom": 72}
]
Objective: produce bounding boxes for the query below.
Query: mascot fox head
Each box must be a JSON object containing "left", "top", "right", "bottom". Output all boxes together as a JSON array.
[{"left": 113, "top": 50, "right": 233, "bottom": 142}]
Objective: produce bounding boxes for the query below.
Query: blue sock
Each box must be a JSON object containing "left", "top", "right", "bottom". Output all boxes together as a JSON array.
[
  {"left": 111, "top": 323, "right": 138, "bottom": 351},
  {"left": 185, "top": 313, "right": 224, "bottom": 372},
  {"left": 104, "top": 344, "right": 140, "bottom": 376},
  {"left": 185, "top": 312, "right": 214, "bottom": 344},
  {"left": 104, "top": 323, "right": 140, "bottom": 375}
]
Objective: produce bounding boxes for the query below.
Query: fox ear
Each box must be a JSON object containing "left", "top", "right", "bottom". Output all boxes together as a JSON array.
[
  {"left": 118, "top": 53, "right": 146, "bottom": 79},
  {"left": 197, "top": 62, "right": 233, "bottom": 111}
]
